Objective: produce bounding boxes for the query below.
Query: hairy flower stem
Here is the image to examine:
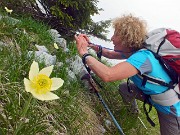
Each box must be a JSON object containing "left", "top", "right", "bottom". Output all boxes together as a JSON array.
[{"left": 14, "top": 95, "right": 33, "bottom": 135}]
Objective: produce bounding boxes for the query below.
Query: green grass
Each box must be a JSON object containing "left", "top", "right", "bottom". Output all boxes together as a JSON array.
[{"left": 0, "top": 12, "right": 160, "bottom": 135}]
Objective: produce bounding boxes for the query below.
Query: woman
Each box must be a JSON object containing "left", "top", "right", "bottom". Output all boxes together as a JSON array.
[{"left": 74, "top": 14, "right": 180, "bottom": 135}]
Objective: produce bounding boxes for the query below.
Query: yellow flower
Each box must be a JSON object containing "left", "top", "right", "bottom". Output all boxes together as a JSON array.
[
  {"left": 5, "top": 7, "right": 13, "bottom": 14},
  {"left": 24, "top": 61, "right": 64, "bottom": 101},
  {"left": 54, "top": 43, "right": 59, "bottom": 49}
]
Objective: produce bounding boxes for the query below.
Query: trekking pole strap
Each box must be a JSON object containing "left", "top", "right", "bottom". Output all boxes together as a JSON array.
[
  {"left": 82, "top": 53, "right": 92, "bottom": 64},
  {"left": 82, "top": 53, "right": 92, "bottom": 73},
  {"left": 81, "top": 53, "right": 103, "bottom": 89}
]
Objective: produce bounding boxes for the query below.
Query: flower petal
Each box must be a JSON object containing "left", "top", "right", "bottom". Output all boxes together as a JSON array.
[
  {"left": 54, "top": 43, "right": 59, "bottom": 49},
  {"left": 50, "top": 78, "right": 64, "bottom": 91},
  {"left": 24, "top": 78, "right": 32, "bottom": 92},
  {"left": 31, "top": 91, "right": 59, "bottom": 101},
  {"left": 29, "top": 61, "right": 39, "bottom": 81},
  {"left": 39, "top": 65, "right": 53, "bottom": 77}
]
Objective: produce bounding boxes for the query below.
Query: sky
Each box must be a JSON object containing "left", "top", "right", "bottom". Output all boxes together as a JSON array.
[{"left": 91, "top": 0, "right": 180, "bottom": 49}]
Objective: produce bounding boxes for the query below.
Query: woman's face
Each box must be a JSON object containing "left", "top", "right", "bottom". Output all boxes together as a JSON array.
[{"left": 111, "top": 30, "right": 123, "bottom": 51}]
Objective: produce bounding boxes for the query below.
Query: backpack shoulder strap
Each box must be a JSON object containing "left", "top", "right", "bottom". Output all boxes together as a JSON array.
[{"left": 156, "top": 38, "right": 165, "bottom": 54}]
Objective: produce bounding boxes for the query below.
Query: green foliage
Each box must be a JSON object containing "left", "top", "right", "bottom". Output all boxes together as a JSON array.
[{"left": 1, "top": 0, "right": 111, "bottom": 41}]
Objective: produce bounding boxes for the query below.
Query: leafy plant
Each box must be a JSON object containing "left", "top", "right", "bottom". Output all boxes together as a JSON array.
[{"left": 1, "top": 0, "right": 111, "bottom": 41}]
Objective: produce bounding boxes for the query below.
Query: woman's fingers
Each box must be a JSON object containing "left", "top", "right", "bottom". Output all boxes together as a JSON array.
[
  {"left": 74, "top": 34, "right": 89, "bottom": 54},
  {"left": 75, "top": 34, "right": 90, "bottom": 42}
]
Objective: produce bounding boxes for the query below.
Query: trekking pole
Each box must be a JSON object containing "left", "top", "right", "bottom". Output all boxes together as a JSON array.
[
  {"left": 81, "top": 48, "right": 125, "bottom": 134},
  {"left": 96, "top": 91, "right": 125, "bottom": 135},
  {"left": 81, "top": 73, "right": 125, "bottom": 135}
]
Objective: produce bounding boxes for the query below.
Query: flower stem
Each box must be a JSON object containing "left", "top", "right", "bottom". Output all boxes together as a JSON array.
[{"left": 14, "top": 95, "right": 33, "bottom": 135}]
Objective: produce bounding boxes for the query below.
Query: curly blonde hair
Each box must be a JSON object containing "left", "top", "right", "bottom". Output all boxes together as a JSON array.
[{"left": 112, "top": 14, "right": 147, "bottom": 50}]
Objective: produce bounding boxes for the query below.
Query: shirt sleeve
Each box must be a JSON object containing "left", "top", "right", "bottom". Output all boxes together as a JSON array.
[{"left": 126, "top": 50, "right": 152, "bottom": 74}]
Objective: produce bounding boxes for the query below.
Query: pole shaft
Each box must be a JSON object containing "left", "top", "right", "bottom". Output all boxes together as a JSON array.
[{"left": 96, "top": 92, "right": 125, "bottom": 135}]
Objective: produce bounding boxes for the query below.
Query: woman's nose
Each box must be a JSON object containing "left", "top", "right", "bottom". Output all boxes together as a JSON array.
[{"left": 111, "top": 35, "right": 114, "bottom": 41}]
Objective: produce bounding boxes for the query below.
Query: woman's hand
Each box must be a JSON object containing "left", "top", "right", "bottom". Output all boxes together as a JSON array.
[
  {"left": 74, "top": 34, "right": 89, "bottom": 57},
  {"left": 80, "top": 34, "right": 90, "bottom": 43}
]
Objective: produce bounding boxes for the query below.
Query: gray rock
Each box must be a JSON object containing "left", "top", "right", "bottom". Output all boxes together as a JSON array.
[
  {"left": 35, "top": 44, "right": 49, "bottom": 52},
  {"left": 28, "top": 51, "right": 56, "bottom": 66}
]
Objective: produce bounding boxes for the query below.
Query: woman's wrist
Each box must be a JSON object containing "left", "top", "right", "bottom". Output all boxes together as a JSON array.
[
  {"left": 97, "top": 45, "right": 102, "bottom": 59},
  {"left": 88, "top": 43, "right": 98, "bottom": 52},
  {"left": 80, "top": 51, "right": 88, "bottom": 57},
  {"left": 92, "top": 45, "right": 99, "bottom": 52}
]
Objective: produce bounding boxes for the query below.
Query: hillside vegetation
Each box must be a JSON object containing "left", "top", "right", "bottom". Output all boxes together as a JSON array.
[{"left": 0, "top": 11, "right": 160, "bottom": 135}]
